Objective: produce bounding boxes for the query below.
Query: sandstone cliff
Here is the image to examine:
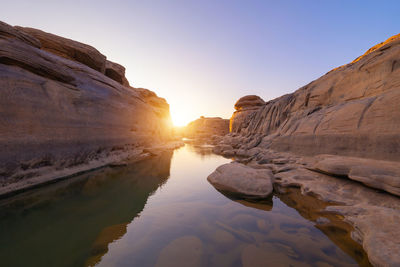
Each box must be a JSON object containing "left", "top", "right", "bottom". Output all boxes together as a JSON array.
[
  {"left": 230, "top": 34, "right": 400, "bottom": 161},
  {"left": 0, "top": 21, "right": 174, "bottom": 196}
]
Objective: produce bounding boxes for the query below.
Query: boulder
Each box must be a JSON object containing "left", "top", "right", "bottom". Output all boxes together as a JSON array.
[
  {"left": 234, "top": 95, "right": 265, "bottom": 110},
  {"left": 207, "top": 162, "right": 274, "bottom": 198}
]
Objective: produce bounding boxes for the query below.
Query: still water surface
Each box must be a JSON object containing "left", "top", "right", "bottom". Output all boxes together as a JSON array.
[{"left": 0, "top": 144, "right": 371, "bottom": 266}]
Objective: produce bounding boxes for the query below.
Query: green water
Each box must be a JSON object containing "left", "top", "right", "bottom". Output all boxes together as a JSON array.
[{"left": 0, "top": 144, "right": 371, "bottom": 267}]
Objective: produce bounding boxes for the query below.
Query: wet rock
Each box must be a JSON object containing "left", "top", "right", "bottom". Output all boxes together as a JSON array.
[
  {"left": 207, "top": 162, "right": 273, "bottom": 198},
  {"left": 156, "top": 235, "right": 203, "bottom": 267}
]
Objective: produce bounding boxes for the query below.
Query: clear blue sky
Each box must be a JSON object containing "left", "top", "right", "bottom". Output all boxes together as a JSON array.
[{"left": 1, "top": 0, "right": 399, "bottom": 125}]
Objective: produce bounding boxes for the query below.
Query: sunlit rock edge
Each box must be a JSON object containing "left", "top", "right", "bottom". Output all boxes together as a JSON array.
[{"left": 0, "top": 20, "right": 183, "bottom": 197}]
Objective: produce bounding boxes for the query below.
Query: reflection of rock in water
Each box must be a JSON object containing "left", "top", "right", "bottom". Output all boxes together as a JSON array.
[
  {"left": 215, "top": 189, "right": 273, "bottom": 211},
  {"left": 277, "top": 187, "right": 372, "bottom": 267},
  {"left": 186, "top": 145, "right": 215, "bottom": 157},
  {"left": 213, "top": 186, "right": 371, "bottom": 266},
  {"left": 85, "top": 223, "right": 129, "bottom": 266},
  {"left": 0, "top": 151, "right": 173, "bottom": 267}
]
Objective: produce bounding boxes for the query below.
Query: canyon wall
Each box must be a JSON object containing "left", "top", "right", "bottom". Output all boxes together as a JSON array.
[
  {"left": 230, "top": 33, "right": 400, "bottom": 161},
  {"left": 0, "top": 21, "right": 173, "bottom": 195}
]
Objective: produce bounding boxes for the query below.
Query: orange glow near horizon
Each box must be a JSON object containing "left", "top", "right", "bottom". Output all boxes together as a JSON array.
[{"left": 170, "top": 109, "right": 192, "bottom": 127}]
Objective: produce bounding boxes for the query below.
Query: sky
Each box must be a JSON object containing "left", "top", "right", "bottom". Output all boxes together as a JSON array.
[{"left": 1, "top": 1, "right": 400, "bottom": 126}]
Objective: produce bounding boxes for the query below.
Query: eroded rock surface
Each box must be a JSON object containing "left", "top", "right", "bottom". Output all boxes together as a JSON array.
[
  {"left": 15, "top": 26, "right": 107, "bottom": 73},
  {"left": 229, "top": 33, "right": 400, "bottom": 161},
  {"left": 0, "top": 20, "right": 175, "bottom": 196},
  {"left": 211, "top": 33, "right": 400, "bottom": 267},
  {"left": 209, "top": 145, "right": 400, "bottom": 266}
]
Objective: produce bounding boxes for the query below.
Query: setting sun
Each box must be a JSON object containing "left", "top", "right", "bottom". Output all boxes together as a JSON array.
[
  {"left": 170, "top": 109, "right": 191, "bottom": 127},
  {"left": 1, "top": 1, "right": 399, "bottom": 266}
]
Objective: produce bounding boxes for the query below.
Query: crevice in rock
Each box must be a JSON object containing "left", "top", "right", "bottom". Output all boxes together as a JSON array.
[{"left": 357, "top": 97, "right": 377, "bottom": 129}]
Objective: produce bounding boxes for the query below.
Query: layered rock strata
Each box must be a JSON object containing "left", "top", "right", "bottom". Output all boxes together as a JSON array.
[
  {"left": 210, "top": 33, "right": 400, "bottom": 266},
  {"left": 0, "top": 21, "right": 178, "bottom": 197}
]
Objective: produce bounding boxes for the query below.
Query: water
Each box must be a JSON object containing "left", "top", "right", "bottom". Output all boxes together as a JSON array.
[{"left": 0, "top": 144, "right": 371, "bottom": 267}]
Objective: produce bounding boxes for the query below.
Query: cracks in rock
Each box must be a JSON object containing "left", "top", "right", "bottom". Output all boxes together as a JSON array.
[
  {"left": 304, "top": 92, "right": 311, "bottom": 107},
  {"left": 391, "top": 60, "right": 400, "bottom": 73},
  {"left": 313, "top": 112, "right": 325, "bottom": 135},
  {"left": 307, "top": 106, "right": 322, "bottom": 116},
  {"left": 357, "top": 97, "right": 377, "bottom": 129}
]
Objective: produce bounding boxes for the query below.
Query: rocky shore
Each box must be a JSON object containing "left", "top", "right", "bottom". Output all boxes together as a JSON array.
[
  {"left": 208, "top": 33, "right": 400, "bottom": 266},
  {"left": 0, "top": 20, "right": 182, "bottom": 197}
]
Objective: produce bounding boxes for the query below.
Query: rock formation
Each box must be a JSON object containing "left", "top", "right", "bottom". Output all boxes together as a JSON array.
[
  {"left": 229, "top": 34, "right": 400, "bottom": 161},
  {"left": 183, "top": 116, "right": 229, "bottom": 144},
  {"left": 210, "top": 33, "right": 400, "bottom": 266},
  {"left": 207, "top": 162, "right": 273, "bottom": 198},
  {"left": 0, "top": 20, "right": 179, "bottom": 197},
  {"left": 230, "top": 95, "right": 265, "bottom": 132}
]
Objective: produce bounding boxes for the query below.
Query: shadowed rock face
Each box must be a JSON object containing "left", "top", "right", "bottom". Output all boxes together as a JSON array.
[
  {"left": 105, "top": 60, "right": 130, "bottom": 86},
  {"left": 230, "top": 33, "right": 400, "bottom": 161},
  {"left": 0, "top": 21, "right": 172, "bottom": 195}
]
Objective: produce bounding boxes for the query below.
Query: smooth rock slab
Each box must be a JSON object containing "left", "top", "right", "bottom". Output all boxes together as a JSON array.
[
  {"left": 207, "top": 162, "right": 273, "bottom": 198},
  {"left": 312, "top": 154, "right": 400, "bottom": 197}
]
